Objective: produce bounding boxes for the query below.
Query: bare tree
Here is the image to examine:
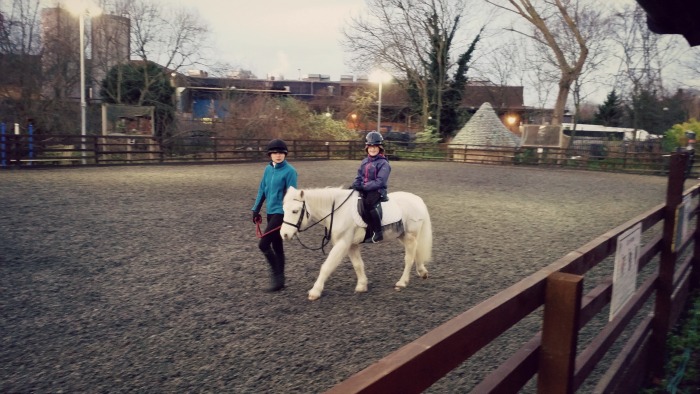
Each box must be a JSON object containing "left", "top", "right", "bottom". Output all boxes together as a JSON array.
[
  {"left": 526, "top": 56, "right": 559, "bottom": 123},
  {"left": 472, "top": 38, "right": 526, "bottom": 88},
  {"left": 0, "top": 0, "right": 212, "bottom": 134},
  {"left": 0, "top": 0, "right": 43, "bottom": 122},
  {"left": 342, "top": 0, "right": 475, "bottom": 134},
  {"left": 566, "top": 8, "right": 612, "bottom": 126},
  {"left": 0, "top": 0, "right": 83, "bottom": 132},
  {"left": 127, "top": 1, "right": 209, "bottom": 71},
  {"left": 486, "top": 0, "right": 599, "bottom": 125},
  {"left": 608, "top": 4, "right": 688, "bottom": 133},
  {"left": 682, "top": 50, "right": 700, "bottom": 83},
  {"left": 609, "top": 4, "right": 684, "bottom": 98},
  {"left": 122, "top": 0, "right": 209, "bottom": 105}
]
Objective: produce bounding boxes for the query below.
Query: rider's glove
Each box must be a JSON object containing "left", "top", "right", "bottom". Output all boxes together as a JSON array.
[{"left": 252, "top": 212, "right": 262, "bottom": 224}]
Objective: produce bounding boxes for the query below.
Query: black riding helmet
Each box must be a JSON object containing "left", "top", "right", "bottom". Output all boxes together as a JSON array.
[
  {"left": 365, "top": 131, "right": 384, "bottom": 153},
  {"left": 267, "top": 139, "right": 288, "bottom": 155}
]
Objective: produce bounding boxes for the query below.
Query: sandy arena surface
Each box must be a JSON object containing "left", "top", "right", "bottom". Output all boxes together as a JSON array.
[{"left": 0, "top": 161, "right": 679, "bottom": 392}]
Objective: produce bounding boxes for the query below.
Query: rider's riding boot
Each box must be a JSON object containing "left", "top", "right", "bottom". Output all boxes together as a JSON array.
[
  {"left": 262, "top": 249, "right": 285, "bottom": 292},
  {"left": 369, "top": 207, "right": 383, "bottom": 243}
]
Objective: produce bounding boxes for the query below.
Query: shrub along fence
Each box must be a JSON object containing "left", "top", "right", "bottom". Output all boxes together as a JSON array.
[
  {"left": 324, "top": 153, "right": 700, "bottom": 393},
  {"left": 1, "top": 132, "right": 696, "bottom": 177}
]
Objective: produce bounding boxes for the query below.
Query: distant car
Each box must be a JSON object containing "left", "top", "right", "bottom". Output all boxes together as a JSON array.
[
  {"left": 186, "top": 130, "right": 216, "bottom": 147},
  {"left": 383, "top": 131, "right": 416, "bottom": 148}
]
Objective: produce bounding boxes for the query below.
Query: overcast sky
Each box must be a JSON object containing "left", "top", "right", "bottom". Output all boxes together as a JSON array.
[
  {"left": 172, "top": 0, "right": 644, "bottom": 81},
  {"left": 176, "top": 0, "right": 367, "bottom": 81},
  {"left": 39, "top": 0, "right": 696, "bottom": 106}
]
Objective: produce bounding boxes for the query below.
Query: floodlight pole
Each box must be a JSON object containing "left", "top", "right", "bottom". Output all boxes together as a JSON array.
[
  {"left": 377, "top": 81, "right": 383, "bottom": 133},
  {"left": 79, "top": 12, "right": 87, "bottom": 164}
]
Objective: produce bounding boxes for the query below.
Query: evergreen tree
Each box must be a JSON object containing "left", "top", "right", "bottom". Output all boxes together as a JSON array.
[
  {"left": 625, "top": 88, "right": 688, "bottom": 136},
  {"left": 440, "top": 30, "right": 481, "bottom": 138},
  {"left": 593, "top": 90, "right": 622, "bottom": 126},
  {"left": 408, "top": 12, "right": 481, "bottom": 141},
  {"left": 101, "top": 61, "right": 175, "bottom": 137}
]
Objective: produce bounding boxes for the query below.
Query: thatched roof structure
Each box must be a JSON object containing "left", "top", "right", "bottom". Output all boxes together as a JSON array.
[{"left": 449, "top": 102, "right": 521, "bottom": 148}]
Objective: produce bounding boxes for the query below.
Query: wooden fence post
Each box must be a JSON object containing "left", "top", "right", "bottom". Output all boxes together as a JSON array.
[
  {"left": 92, "top": 135, "right": 99, "bottom": 164},
  {"left": 158, "top": 136, "right": 164, "bottom": 163},
  {"left": 693, "top": 188, "right": 700, "bottom": 289},
  {"left": 537, "top": 271, "right": 583, "bottom": 394},
  {"left": 649, "top": 152, "right": 686, "bottom": 380}
]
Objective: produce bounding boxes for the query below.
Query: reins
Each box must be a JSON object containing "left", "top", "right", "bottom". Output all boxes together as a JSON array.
[{"left": 288, "top": 190, "right": 355, "bottom": 255}]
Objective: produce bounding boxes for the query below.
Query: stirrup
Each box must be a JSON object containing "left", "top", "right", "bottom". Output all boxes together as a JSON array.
[{"left": 371, "top": 232, "right": 383, "bottom": 243}]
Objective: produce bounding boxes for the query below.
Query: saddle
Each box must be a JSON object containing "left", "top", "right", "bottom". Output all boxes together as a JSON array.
[{"left": 352, "top": 195, "right": 403, "bottom": 230}]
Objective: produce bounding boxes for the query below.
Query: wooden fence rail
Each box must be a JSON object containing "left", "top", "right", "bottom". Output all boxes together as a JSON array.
[
  {"left": 2, "top": 133, "right": 697, "bottom": 177},
  {"left": 323, "top": 153, "right": 699, "bottom": 393}
]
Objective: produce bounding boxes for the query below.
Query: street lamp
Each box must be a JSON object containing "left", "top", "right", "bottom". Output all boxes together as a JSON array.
[
  {"left": 370, "top": 70, "right": 391, "bottom": 133},
  {"left": 66, "top": 1, "right": 101, "bottom": 164}
]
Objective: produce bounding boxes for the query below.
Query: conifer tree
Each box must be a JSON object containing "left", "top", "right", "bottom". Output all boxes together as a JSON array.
[{"left": 594, "top": 90, "right": 622, "bottom": 127}]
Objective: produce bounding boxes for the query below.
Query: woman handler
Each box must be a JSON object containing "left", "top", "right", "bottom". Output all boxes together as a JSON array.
[{"left": 252, "top": 139, "right": 298, "bottom": 291}]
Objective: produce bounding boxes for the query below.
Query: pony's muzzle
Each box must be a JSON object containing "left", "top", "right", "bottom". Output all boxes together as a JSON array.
[{"left": 280, "top": 226, "right": 295, "bottom": 241}]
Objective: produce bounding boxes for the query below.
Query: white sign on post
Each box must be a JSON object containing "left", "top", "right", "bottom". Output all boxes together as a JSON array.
[
  {"left": 681, "top": 194, "right": 691, "bottom": 246},
  {"left": 609, "top": 223, "right": 642, "bottom": 321},
  {"left": 672, "top": 194, "right": 692, "bottom": 252}
]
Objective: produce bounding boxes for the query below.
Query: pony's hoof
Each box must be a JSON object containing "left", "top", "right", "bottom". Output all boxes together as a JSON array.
[
  {"left": 308, "top": 290, "right": 321, "bottom": 301},
  {"left": 394, "top": 286, "right": 403, "bottom": 291},
  {"left": 355, "top": 285, "right": 368, "bottom": 293},
  {"left": 421, "top": 272, "right": 429, "bottom": 279}
]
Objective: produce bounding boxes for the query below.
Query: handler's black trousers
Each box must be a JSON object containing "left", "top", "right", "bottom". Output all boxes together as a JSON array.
[{"left": 259, "top": 213, "right": 284, "bottom": 257}]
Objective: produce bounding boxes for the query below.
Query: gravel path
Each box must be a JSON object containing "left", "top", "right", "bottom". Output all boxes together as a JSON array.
[{"left": 0, "top": 161, "right": 676, "bottom": 392}]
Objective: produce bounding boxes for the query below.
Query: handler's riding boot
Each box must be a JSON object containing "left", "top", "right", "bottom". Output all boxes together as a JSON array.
[
  {"left": 369, "top": 207, "right": 383, "bottom": 243},
  {"left": 262, "top": 249, "right": 285, "bottom": 292},
  {"left": 273, "top": 253, "right": 286, "bottom": 291}
]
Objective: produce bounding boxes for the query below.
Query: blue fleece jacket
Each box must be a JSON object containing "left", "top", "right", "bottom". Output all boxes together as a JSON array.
[{"left": 252, "top": 160, "right": 298, "bottom": 215}]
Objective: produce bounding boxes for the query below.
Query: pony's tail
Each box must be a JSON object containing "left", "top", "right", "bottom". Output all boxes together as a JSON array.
[{"left": 415, "top": 208, "right": 433, "bottom": 265}]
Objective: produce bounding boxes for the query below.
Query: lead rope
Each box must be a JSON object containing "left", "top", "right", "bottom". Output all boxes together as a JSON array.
[{"left": 255, "top": 219, "right": 282, "bottom": 239}]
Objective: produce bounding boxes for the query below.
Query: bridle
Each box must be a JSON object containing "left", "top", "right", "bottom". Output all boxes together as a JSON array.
[
  {"left": 283, "top": 200, "right": 310, "bottom": 231},
  {"left": 283, "top": 190, "right": 355, "bottom": 254}
]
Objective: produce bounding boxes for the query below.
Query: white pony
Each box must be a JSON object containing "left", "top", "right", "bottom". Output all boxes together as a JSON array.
[{"left": 281, "top": 186, "right": 432, "bottom": 300}]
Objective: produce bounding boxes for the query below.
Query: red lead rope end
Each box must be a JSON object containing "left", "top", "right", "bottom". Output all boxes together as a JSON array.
[{"left": 255, "top": 221, "right": 282, "bottom": 239}]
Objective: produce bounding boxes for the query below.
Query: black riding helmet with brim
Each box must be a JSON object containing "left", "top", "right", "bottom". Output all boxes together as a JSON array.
[
  {"left": 365, "top": 131, "right": 384, "bottom": 153},
  {"left": 267, "top": 139, "right": 288, "bottom": 155}
]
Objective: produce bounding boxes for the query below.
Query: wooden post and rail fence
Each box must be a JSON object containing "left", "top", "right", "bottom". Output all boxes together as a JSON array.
[
  {"left": 2, "top": 132, "right": 697, "bottom": 177},
  {"left": 323, "top": 153, "right": 699, "bottom": 393}
]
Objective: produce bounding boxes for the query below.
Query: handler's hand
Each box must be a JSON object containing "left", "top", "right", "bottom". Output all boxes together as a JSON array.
[{"left": 252, "top": 212, "right": 262, "bottom": 224}]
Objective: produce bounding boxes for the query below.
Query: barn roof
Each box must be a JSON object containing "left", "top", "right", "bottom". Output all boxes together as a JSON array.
[{"left": 449, "top": 102, "right": 522, "bottom": 148}]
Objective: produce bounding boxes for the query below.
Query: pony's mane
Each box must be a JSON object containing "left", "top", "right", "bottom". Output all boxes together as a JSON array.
[{"left": 302, "top": 187, "right": 350, "bottom": 210}]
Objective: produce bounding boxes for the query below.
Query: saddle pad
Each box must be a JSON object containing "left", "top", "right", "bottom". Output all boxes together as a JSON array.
[{"left": 351, "top": 197, "right": 402, "bottom": 228}]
